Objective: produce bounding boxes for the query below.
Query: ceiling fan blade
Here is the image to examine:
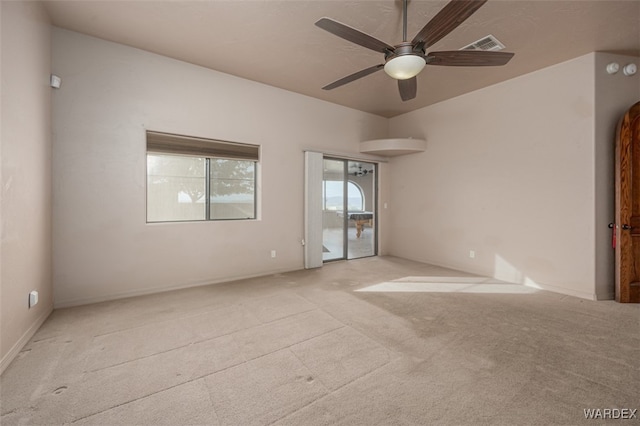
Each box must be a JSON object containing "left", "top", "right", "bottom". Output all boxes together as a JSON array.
[
  {"left": 427, "top": 50, "right": 514, "bottom": 66},
  {"left": 315, "top": 18, "right": 395, "bottom": 54},
  {"left": 398, "top": 77, "right": 417, "bottom": 101},
  {"left": 412, "top": 0, "right": 488, "bottom": 50},
  {"left": 322, "top": 64, "right": 384, "bottom": 90}
]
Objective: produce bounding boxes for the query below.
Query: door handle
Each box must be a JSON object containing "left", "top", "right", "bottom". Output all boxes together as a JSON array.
[{"left": 622, "top": 224, "right": 632, "bottom": 230}]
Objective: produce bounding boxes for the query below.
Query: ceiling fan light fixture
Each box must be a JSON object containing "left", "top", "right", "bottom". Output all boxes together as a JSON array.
[{"left": 384, "top": 55, "right": 426, "bottom": 80}]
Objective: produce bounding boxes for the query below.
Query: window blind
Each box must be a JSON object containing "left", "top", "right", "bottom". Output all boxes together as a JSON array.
[
  {"left": 304, "top": 151, "right": 324, "bottom": 269},
  {"left": 147, "top": 131, "right": 259, "bottom": 161}
]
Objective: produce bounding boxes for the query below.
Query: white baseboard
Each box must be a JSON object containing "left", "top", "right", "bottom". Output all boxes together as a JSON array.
[
  {"left": 0, "top": 307, "right": 52, "bottom": 375},
  {"left": 595, "top": 290, "right": 615, "bottom": 301},
  {"left": 523, "top": 281, "right": 597, "bottom": 301},
  {"left": 388, "top": 254, "right": 599, "bottom": 301},
  {"left": 53, "top": 266, "right": 301, "bottom": 309}
]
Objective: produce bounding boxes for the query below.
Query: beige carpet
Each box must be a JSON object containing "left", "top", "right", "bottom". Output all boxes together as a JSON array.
[{"left": 1, "top": 256, "right": 638, "bottom": 425}]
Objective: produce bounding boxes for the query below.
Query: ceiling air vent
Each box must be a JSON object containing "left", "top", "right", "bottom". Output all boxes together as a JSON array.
[{"left": 460, "top": 34, "right": 505, "bottom": 52}]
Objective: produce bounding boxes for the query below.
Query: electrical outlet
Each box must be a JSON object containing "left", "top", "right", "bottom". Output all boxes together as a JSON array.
[
  {"left": 29, "top": 291, "right": 39, "bottom": 308},
  {"left": 469, "top": 250, "right": 475, "bottom": 259},
  {"left": 271, "top": 250, "right": 276, "bottom": 258}
]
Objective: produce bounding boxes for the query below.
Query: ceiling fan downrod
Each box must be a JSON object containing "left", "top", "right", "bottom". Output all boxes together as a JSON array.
[{"left": 402, "top": 0, "right": 408, "bottom": 42}]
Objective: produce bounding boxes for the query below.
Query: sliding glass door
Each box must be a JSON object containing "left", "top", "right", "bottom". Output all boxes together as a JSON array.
[
  {"left": 322, "top": 159, "right": 345, "bottom": 261},
  {"left": 345, "top": 160, "right": 376, "bottom": 259},
  {"left": 322, "top": 158, "right": 376, "bottom": 261}
]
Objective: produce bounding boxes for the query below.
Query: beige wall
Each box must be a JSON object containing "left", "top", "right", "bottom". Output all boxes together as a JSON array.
[
  {"left": 3, "top": 14, "right": 633, "bottom": 371},
  {"left": 52, "top": 29, "right": 388, "bottom": 307},
  {"left": 1, "top": 1, "right": 53, "bottom": 373},
  {"left": 387, "top": 52, "right": 639, "bottom": 300}
]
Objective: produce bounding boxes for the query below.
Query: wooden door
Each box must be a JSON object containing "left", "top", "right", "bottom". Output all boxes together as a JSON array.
[{"left": 615, "top": 101, "right": 640, "bottom": 303}]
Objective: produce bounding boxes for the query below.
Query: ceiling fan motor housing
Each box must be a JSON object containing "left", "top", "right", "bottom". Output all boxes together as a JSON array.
[
  {"left": 384, "top": 42, "right": 424, "bottom": 62},
  {"left": 384, "top": 42, "right": 426, "bottom": 80}
]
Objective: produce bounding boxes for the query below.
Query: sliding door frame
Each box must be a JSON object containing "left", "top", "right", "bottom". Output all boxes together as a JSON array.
[
  {"left": 323, "top": 156, "right": 378, "bottom": 262},
  {"left": 304, "top": 150, "right": 383, "bottom": 269}
]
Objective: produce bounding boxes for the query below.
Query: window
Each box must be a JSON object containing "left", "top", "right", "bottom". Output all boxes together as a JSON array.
[
  {"left": 209, "top": 158, "right": 256, "bottom": 220},
  {"left": 322, "top": 180, "right": 364, "bottom": 211},
  {"left": 146, "top": 131, "right": 258, "bottom": 222},
  {"left": 347, "top": 181, "right": 364, "bottom": 211}
]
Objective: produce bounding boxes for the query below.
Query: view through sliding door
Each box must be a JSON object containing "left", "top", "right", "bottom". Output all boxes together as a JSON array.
[{"left": 322, "top": 158, "right": 376, "bottom": 261}]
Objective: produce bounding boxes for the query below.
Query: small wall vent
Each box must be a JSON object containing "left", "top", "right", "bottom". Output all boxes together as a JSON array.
[{"left": 460, "top": 35, "right": 505, "bottom": 52}]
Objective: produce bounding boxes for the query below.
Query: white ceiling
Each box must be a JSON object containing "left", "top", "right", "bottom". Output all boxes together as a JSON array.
[{"left": 43, "top": 0, "right": 640, "bottom": 118}]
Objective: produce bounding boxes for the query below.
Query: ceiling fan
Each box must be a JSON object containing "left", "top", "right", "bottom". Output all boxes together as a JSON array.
[
  {"left": 315, "top": 0, "right": 514, "bottom": 101},
  {"left": 353, "top": 165, "right": 374, "bottom": 177}
]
